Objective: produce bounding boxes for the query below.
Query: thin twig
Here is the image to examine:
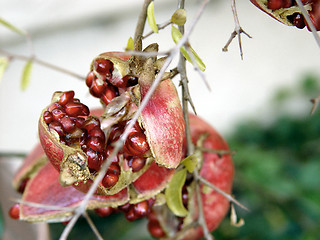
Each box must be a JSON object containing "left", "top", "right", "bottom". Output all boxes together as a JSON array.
[
  {"left": 14, "top": 199, "right": 75, "bottom": 212},
  {"left": 134, "top": 0, "right": 152, "bottom": 44},
  {"left": 198, "top": 175, "right": 249, "bottom": 211},
  {"left": 222, "top": 0, "right": 251, "bottom": 59},
  {"left": 295, "top": 0, "right": 320, "bottom": 48},
  {"left": 83, "top": 212, "right": 104, "bottom": 240},
  {"left": 196, "top": 146, "right": 236, "bottom": 155},
  {"left": 0, "top": 49, "right": 85, "bottom": 80},
  {"left": 143, "top": 20, "right": 172, "bottom": 39},
  {"left": 184, "top": 44, "right": 211, "bottom": 92},
  {"left": 194, "top": 171, "right": 213, "bottom": 240}
]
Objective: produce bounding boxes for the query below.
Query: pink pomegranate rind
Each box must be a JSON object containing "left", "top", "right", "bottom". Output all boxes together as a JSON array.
[
  {"left": 20, "top": 162, "right": 129, "bottom": 222},
  {"left": 183, "top": 115, "right": 234, "bottom": 239}
]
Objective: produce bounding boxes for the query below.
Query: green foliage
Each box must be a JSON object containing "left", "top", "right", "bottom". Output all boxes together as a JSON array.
[{"left": 214, "top": 74, "right": 320, "bottom": 240}]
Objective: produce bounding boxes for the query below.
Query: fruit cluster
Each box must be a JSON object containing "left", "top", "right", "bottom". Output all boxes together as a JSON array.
[
  {"left": 10, "top": 50, "right": 234, "bottom": 239},
  {"left": 250, "top": 0, "right": 320, "bottom": 30}
]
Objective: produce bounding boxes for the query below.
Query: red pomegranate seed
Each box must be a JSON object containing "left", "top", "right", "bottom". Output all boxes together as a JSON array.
[
  {"left": 72, "top": 117, "right": 85, "bottom": 128},
  {"left": 267, "top": 0, "right": 283, "bottom": 10},
  {"left": 107, "top": 124, "right": 124, "bottom": 143},
  {"left": 94, "top": 207, "right": 113, "bottom": 217},
  {"left": 118, "top": 203, "right": 131, "bottom": 212},
  {"left": 43, "top": 111, "right": 53, "bottom": 124},
  {"left": 59, "top": 115, "right": 76, "bottom": 133},
  {"left": 90, "top": 79, "right": 107, "bottom": 98},
  {"left": 147, "top": 210, "right": 158, "bottom": 222},
  {"left": 93, "top": 58, "right": 114, "bottom": 80},
  {"left": 65, "top": 102, "right": 89, "bottom": 117},
  {"left": 108, "top": 162, "right": 121, "bottom": 176},
  {"left": 291, "top": 13, "right": 306, "bottom": 29},
  {"left": 88, "top": 128, "right": 105, "bottom": 142},
  {"left": 47, "top": 102, "right": 62, "bottom": 112},
  {"left": 100, "top": 85, "right": 117, "bottom": 105},
  {"left": 133, "top": 200, "right": 149, "bottom": 217},
  {"left": 128, "top": 157, "right": 146, "bottom": 172},
  {"left": 51, "top": 107, "right": 66, "bottom": 121},
  {"left": 125, "top": 75, "right": 138, "bottom": 87},
  {"left": 17, "top": 177, "right": 29, "bottom": 194},
  {"left": 125, "top": 132, "right": 150, "bottom": 156},
  {"left": 58, "top": 91, "right": 75, "bottom": 106},
  {"left": 125, "top": 119, "right": 142, "bottom": 135},
  {"left": 86, "top": 149, "right": 102, "bottom": 172},
  {"left": 48, "top": 122, "right": 65, "bottom": 137},
  {"left": 87, "top": 137, "right": 104, "bottom": 152},
  {"left": 125, "top": 206, "right": 138, "bottom": 221},
  {"left": 102, "top": 172, "right": 119, "bottom": 188},
  {"left": 83, "top": 117, "right": 100, "bottom": 132},
  {"left": 147, "top": 220, "right": 166, "bottom": 238},
  {"left": 86, "top": 71, "right": 95, "bottom": 88},
  {"left": 9, "top": 204, "right": 20, "bottom": 220}
]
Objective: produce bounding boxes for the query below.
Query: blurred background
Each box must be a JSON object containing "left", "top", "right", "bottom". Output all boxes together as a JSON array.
[{"left": 0, "top": 0, "right": 319, "bottom": 239}]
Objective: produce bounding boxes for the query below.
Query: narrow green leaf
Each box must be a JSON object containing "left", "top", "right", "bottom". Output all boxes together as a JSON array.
[
  {"left": 21, "top": 60, "right": 33, "bottom": 91},
  {"left": 181, "top": 154, "right": 197, "bottom": 173},
  {"left": 0, "top": 58, "right": 9, "bottom": 83},
  {"left": 189, "top": 47, "right": 206, "bottom": 71},
  {"left": 171, "top": 26, "right": 206, "bottom": 71},
  {"left": 171, "top": 9, "right": 187, "bottom": 26},
  {"left": 165, "top": 168, "right": 188, "bottom": 217},
  {"left": 147, "top": 1, "right": 158, "bottom": 33},
  {"left": 171, "top": 25, "right": 182, "bottom": 44},
  {"left": 126, "top": 37, "right": 134, "bottom": 51},
  {"left": 0, "top": 18, "right": 26, "bottom": 35}
]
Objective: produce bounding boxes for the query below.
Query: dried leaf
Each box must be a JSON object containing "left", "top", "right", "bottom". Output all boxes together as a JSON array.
[
  {"left": 147, "top": 1, "right": 158, "bottom": 33},
  {"left": 21, "top": 60, "right": 33, "bottom": 91},
  {"left": 171, "top": 26, "right": 206, "bottom": 71},
  {"left": 181, "top": 154, "right": 197, "bottom": 173},
  {"left": 126, "top": 37, "right": 134, "bottom": 51},
  {"left": 171, "top": 9, "right": 187, "bottom": 26},
  {"left": 0, "top": 57, "right": 9, "bottom": 83},
  {"left": 230, "top": 204, "right": 245, "bottom": 227},
  {"left": 165, "top": 168, "right": 188, "bottom": 217},
  {"left": 0, "top": 18, "right": 26, "bottom": 35}
]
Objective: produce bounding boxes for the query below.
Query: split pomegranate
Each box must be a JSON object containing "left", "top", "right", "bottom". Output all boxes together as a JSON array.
[
  {"left": 10, "top": 48, "right": 233, "bottom": 240},
  {"left": 38, "top": 49, "right": 184, "bottom": 199},
  {"left": 250, "top": 0, "right": 320, "bottom": 31}
]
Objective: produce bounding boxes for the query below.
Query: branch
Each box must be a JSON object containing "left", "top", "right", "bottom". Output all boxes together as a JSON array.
[
  {"left": 0, "top": 49, "right": 86, "bottom": 80},
  {"left": 134, "top": 0, "right": 152, "bottom": 44},
  {"left": 83, "top": 212, "right": 103, "bottom": 240},
  {"left": 198, "top": 176, "right": 249, "bottom": 211},
  {"left": 295, "top": 0, "right": 320, "bottom": 48},
  {"left": 222, "top": 0, "right": 251, "bottom": 59}
]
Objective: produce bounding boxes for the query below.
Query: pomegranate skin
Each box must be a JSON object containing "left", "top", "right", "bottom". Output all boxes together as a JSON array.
[{"left": 148, "top": 114, "right": 234, "bottom": 240}]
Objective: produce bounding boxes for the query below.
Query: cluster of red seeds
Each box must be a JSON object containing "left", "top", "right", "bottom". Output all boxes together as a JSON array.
[
  {"left": 42, "top": 91, "right": 150, "bottom": 189},
  {"left": 94, "top": 199, "right": 155, "bottom": 221},
  {"left": 86, "top": 58, "right": 138, "bottom": 105},
  {"left": 267, "top": 0, "right": 320, "bottom": 30}
]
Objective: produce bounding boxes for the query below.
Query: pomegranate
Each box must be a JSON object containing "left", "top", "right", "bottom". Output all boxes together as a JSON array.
[
  {"left": 38, "top": 48, "right": 184, "bottom": 198},
  {"left": 250, "top": 0, "right": 320, "bottom": 31}
]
